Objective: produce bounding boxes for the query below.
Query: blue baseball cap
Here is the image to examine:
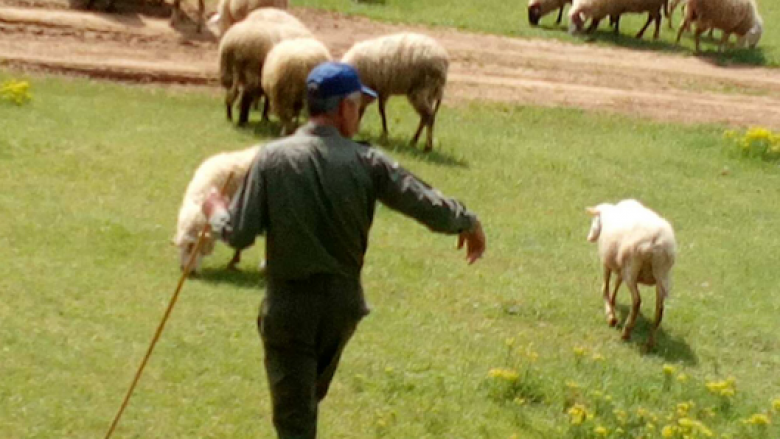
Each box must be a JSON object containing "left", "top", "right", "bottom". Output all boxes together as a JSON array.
[{"left": 307, "top": 62, "right": 377, "bottom": 113}]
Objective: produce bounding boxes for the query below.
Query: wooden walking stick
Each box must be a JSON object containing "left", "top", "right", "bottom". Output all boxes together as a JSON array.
[{"left": 104, "top": 173, "right": 234, "bottom": 439}]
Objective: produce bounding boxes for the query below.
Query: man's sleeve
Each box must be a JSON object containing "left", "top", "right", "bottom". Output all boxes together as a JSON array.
[
  {"left": 223, "top": 150, "right": 266, "bottom": 250},
  {"left": 366, "top": 148, "right": 477, "bottom": 235}
]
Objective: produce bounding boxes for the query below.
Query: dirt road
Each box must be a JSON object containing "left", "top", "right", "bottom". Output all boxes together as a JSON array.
[{"left": 2, "top": 0, "right": 780, "bottom": 128}]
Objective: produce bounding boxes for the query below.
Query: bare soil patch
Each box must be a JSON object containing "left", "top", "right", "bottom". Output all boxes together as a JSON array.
[{"left": 3, "top": 0, "right": 780, "bottom": 128}]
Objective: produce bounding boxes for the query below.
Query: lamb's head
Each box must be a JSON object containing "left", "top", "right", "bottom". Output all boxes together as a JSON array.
[
  {"left": 175, "top": 233, "right": 217, "bottom": 274},
  {"left": 568, "top": 7, "right": 586, "bottom": 34},
  {"left": 585, "top": 204, "right": 610, "bottom": 242},
  {"left": 174, "top": 202, "right": 216, "bottom": 274}
]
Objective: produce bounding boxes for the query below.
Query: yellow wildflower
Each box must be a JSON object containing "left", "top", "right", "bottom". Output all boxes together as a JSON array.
[
  {"left": 568, "top": 404, "right": 588, "bottom": 425},
  {"left": 677, "top": 373, "right": 689, "bottom": 383},
  {"left": 0, "top": 79, "right": 32, "bottom": 106},
  {"left": 663, "top": 364, "right": 677, "bottom": 376},
  {"left": 573, "top": 347, "right": 588, "bottom": 357},
  {"left": 594, "top": 425, "right": 609, "bottom": 436},
  {"left": 513, "top": 397, "right": 526, "bottom": 406},
  {"left": 662, "top": 425, "right": 677, "bottom": 438},
  {"left": 525, "top": 351, "right": 539, "bottom": 362},
  {"left": 505, "top": 337, "right": 516, "bottom": 347},
  {"left": 772, "top": 398, "right": 780, "bottom": 412},
  {"left": 614, "top": 409, "right": 628, "bottom": 424},
  {"left": 746, "top": 127, "right": 772, "bottom": 141},
  {"left": 743, "top": 414, "right": 771, "bottom": 426},
  {"left": 566, "top": 381, "right": 580, "bottom": 390},
  {"left": 488, "top": 368, "right": 519, "bottom": 381}
]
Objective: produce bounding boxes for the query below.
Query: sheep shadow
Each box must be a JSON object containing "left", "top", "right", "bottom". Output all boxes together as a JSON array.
[
  {"left": 194, "top": 266, "right": 267, "bottom": 291},
  {"left": 580, "top": 28, "right": 682, "bottom": 53},
  {"left": 353, "top": 0, "right": 386, "bottom": 4},
  {"left": 695, "top": 47, "right": 769, "bottom": 68},
  {"left": 69, "top": 0, "right": 217, "bottom": 40},
  {"left": 360, "top": 133, "right": 470, "bottom": 168},
  {"left": 614, "top": 304, "right": 698, "bottom": 365}
]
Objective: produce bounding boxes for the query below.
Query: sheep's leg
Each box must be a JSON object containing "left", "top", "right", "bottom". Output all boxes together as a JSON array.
[
  {"left": 718, "top": 31, "right": 729, "bottom": 52},
  {"left": 608, "top": 273, "right": 622, "bottom": 327},
  {"left": 409, "top": 92, "right": 435, "bottom": 151},
  {"left": 636, "top": 13, "right": 654, "bottom": 39},
  {"left": 653, "top": 12, "right": 662, "bottom": 39},
  {"left": 425, "top": 98, "right": 442, "bottom": 153},
  {"left": 238, "top": 90, "right": 254, "bottom": 126},
  {"left": 675, "top": 17, "right": 689, "bottom": 44},
  {"left": 647, "top": 282, "right": 666, "bottom": 348},
  {"left": 555, "top": 6, "right": 564, "bottom": 25},
  {"left": 378, "top": 96, "right": 389, "bottom": 142},
  {"left": 227, "top": 250, "right": 242, "bottom": 271},
  {"left": 170, "top": 0, "right": 181, "bottom": 29},
  {"left": 225, "top": 83, "right": 240, "bottom": 121},
  {"left": 195, "top": 0, "right": 205, "bottom": 33},
  {"left": 586, "top": 18, "right": 601, "bottom": 34},
  {"left": 694, "top": 27, "right": 705, "bottom": 53}
]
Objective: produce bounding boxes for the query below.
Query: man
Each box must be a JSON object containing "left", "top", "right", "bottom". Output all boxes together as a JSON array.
[{"left": 203, "top": 62, "right": 485, "bottom": 438}]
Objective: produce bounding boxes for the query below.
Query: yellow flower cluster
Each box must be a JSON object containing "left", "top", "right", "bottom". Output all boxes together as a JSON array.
[
  {"left": 568, "top": 403, "right": 591, "bottom": 425},
  {"left": 677, "top": 417, "right": 714, "bottom": 437},
  {"left": 0, "top": 79, "right": 32, "bottom": 106},
  {"left": 663, "top": 364, "right": 677, "bottom": 376},
  {"left": 742, "top": 413, "right": 771, "bottom": 426},
  {"left": 676, "top": 401, "right": 694, "bottom": 417},
  {"left": 594, "top": 425, "right": 608, "bottom": 436},
  {"left": 488, "top": 368, "right": 519, "bottom": 382},
  {"left": 727, "top": 126, "right": 780, "bottom": 160},
  {"left": 772, "top": 398, "right": 780, "bottom": 412},
  {"left": 573, "top": 347, "right": 588, "bottom": 358},
  {"left": 705, "top": 377, "right": 736, "bottom": 398}
]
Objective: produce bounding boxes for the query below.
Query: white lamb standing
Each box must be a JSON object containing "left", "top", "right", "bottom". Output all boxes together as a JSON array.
[
  {"left": 210, "top": 0, "right": 290, "bottom": 37},
  {"left": 586, "top": 199, "right": 676, "bottom": 347},
  {"left": 174, "top": 145, "right": 261, "bottom": 274}
]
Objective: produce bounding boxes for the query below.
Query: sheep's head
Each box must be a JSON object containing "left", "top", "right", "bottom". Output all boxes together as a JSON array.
[
  {"left": 528, "top": 2, "right": 543, "bottom": 26},
  {"left": 585, "top": 206, "right": 602, "bottom": 243},
  {"left": 744, "top": 19, "right": 763, "bottom": 49},
  {"left": 175, "top": 233, "right": 216, "bottom": 274}
]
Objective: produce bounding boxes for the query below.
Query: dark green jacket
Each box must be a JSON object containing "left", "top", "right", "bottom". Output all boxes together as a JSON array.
[{"left": 225, "top": 123, "right": 477, "bottom": 280}]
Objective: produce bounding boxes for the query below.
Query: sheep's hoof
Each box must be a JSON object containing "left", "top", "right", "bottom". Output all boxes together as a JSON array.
[
  {"left": 620, "top": 332, "right": 632, "bottom": 341},
  {"left": 607, "top": 316, "right": 618, "bottom": 327}
]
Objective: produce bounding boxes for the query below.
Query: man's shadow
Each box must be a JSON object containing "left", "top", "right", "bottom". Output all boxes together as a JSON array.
[
  {"left": 614, "top": 304, "right": 698, "bottom": 365},
  {"left": 194, "top": 266, "right": 267, "bottom": 291}
]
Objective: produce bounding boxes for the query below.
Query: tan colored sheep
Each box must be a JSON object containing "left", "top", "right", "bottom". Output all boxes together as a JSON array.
[
  {"left": 568, "top": 0, "right": 668, "bottom": 39},
  {"left": 528, "top": 0, "right": 573, "bottom": 26},
  {"left": 675, "top": 0, "right": 763, "bottom": 52},
  {"left": 586, "top": 199, "right": 676, "bottom": 347},
  {"left": 210, "top": 0, "right": 290, "bottom": 36},
  {"left": 342, "top": 32, "right": 449, "bottom": 152},
  {"left": 87, "top": 0, "right": 205, "bottom": 33},
  {"left": 218, "top": 20, "right": 312, "bottom": 126},
  {"left": 175, "top": 146, "right": 261, "bottom": 274},
  {"left": 261, "top": 38, "right": 332, "bottom": 135}
]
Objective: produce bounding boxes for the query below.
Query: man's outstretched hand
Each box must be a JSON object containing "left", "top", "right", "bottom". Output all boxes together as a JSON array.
[{"left": 457, "top": 220, "right": 486, "bottom": 265}]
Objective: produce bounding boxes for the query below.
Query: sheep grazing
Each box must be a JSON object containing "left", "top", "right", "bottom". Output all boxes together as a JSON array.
[
  {"left": 585, "top": 199, "right": 676, "bottom": 347},
  {"left": 568, "top": 0, "right": 668, "bottom": 39},
  {"left": 174, "top": 146, "right": 260, "bottom": 274},
  {"left": 218, "top": 18, "right": 312, "bottom": 126},
  {"left": 342, "top": 32, "right": 449, "bottom": 153},
  {"left": 210, "top": 0, "right": 292, "bottom": 37},
  {"left": 528, "top": 0, "right": 573, "bottom": 26},
  {"left": 86, "top": 0, "right": 205, "bottom": 33},
  {"left": 676, "top": 0, "right": 762, "bottom": 52},
  {"left": 261, "top": 38, "right": 333, "bottom": 135}
]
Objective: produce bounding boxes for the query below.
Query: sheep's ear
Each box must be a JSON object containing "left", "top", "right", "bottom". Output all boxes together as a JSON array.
[
  {"left": 586, "top": 207, "right": 599, "bottom": 216},
  {"left": 207, "top": 13, "right": 221, "bottom": 24}
]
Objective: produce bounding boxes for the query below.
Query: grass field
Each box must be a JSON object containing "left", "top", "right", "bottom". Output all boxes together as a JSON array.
[
  {"left": 1, "top": 72, "right": 780, "bottom": 438},
  {"left": 291, "top": 0, "right": 780, "bottom": 67}
]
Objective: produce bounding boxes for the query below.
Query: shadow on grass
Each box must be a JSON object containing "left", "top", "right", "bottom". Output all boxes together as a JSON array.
[
  {"left": 616, "top": 304, "right": 698, "bottom": 365},
  {"left": 195, "top": 267, "right": 267, "bottom": 291},
  {"left": 359, "top": 133, "right": 470, "bottom": 168}
]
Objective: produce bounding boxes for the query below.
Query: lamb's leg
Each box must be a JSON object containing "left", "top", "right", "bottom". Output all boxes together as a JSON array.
[
  {"left": 556, "top": 6, "right": 564, "bottom": 25},
  {"left": 425, "top": 98, "right": 442, "bottom": 153},
  {"left": 675, "top": 17, "right": 689, "bottom": 44},
  {"left": 694, "top": 26, "right": 705, "bottom": 53},
  {"left": 226, "top": 84, "right": 240, "bottom": 121},
  {"left": 586, "top": 18, "right": 601, "bottom": 34},
  {"left": 608, "top": 273, "right": 622, "bottom": 327},
  {"left": 378, "top": 96, "right": 389, "bottom": 142},
  {"left": 653, "top": 12, "right": 662, "bottom": 39},
  {"left": 409, "top": 92, "right": 435, "bottom": 151},
  {"left": 647, "top": 282, "right": 666, "bottom": 348},
  {"left": 227, "top": 250, "right": 242, "bottom": 271},
  {"left": 261, "top": 94, "right": 271, "bottom": 122},
  {"left": 601, "top": 266, "right": 617, "bottom": 327},
  {"left": 620, "top": 265, "right": 642, "bottom": 341},
  {"left": 238, "top": 90, "right": 254, "bottom": 126}
]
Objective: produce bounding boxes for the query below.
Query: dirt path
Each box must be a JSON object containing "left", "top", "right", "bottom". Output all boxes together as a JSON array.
[{"left": 3, "top": 0, "right": 780, "bottom": 128}]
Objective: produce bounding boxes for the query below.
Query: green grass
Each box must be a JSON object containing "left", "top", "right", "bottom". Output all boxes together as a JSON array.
[
  {"left": 292, "top": 0, "right": 780, "bottom": 67},
  {"left": 2, "top": 72, "right": 780, "bottom": 438}
]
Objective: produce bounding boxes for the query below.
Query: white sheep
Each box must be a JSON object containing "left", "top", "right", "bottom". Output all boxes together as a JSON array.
[
  {"left": 568, "top": 0, "right": 668, "bottom": 39},
  {"left": 174, "top": 146, "right": 260, "bottom": 273},
  {"left": 528, "top": 0, "right": 573, "bottom": 26},
  {"left": 342, "top": 32, "right": 449, "bottom": 152},
  {"left": 209, "top": 0, "right": 293, "bottom": 37},
  {"left": 586, "top": 199, "right": 676, "bottom": 347},
  {"left": 261, "top": 38, "right": 333, "bottom": 135},
  {"left": 219, "top": 19, "right": 312, "bottom": 126},
  {"left": 675, "top": 0, "right": 762, "bottom": 52}
]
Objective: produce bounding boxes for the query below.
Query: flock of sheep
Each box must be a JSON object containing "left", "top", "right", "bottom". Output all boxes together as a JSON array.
[
  {"left": 528, "top": 0, "right": 764, "bottom": 52},
  {"left": 164, "top": 0, "right": 709, "bottom": 347}
]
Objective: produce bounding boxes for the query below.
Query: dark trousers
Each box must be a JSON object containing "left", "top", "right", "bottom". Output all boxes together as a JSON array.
[{"left": 258, "top": 274, "right": 368, "bottom": 439}]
